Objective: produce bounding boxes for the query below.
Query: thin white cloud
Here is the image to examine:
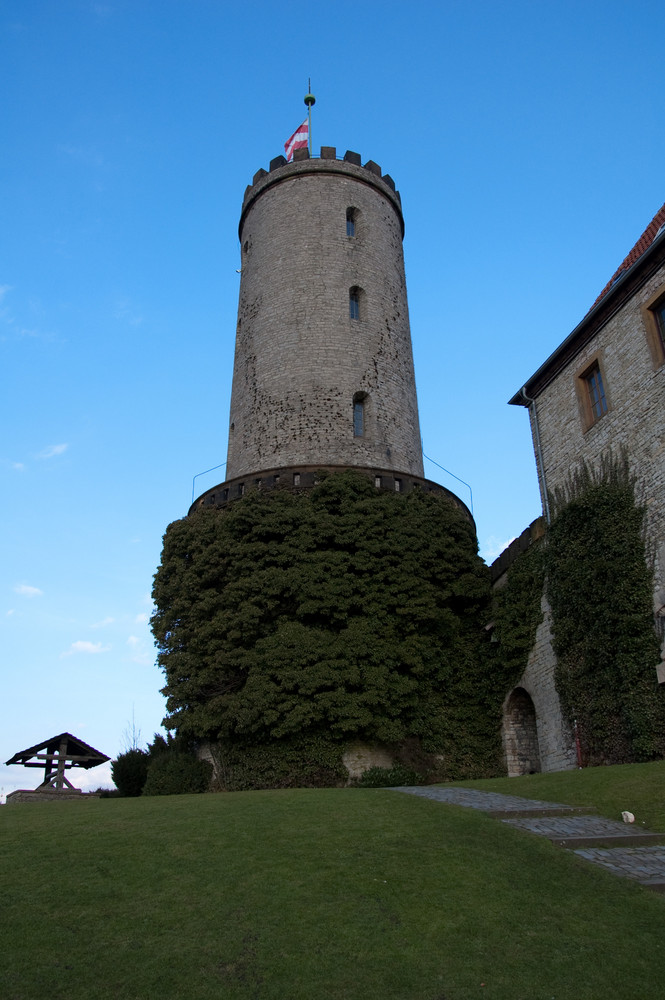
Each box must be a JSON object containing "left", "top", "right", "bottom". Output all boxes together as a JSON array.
[
  {"left": 14, "top": 583, "right": 43, "bottom": 598},
  {"left": 481, "top": 535, "right": 516, "bottom": 562},
  {"left": 114, "top": 298, "right": 143, "bottom": 327},
  {"left": 69, "top": 760, "right": 115, "bottom": 792},
  {"left": 6, "top": 609, "right": 15, "bottom": 616},
  {"left": 58, "top": 144, "right": 104, "bottom": 168},
  {"left": 0, "top": 284, "right": 11, "bottom": 301},
  {"left": 90, "top": 616, "right": 115, "bottom": 628},
  {"left": 12, "top": 462, "right": 25, "bottom": 471},
  {"left": 134, "top": 612, "right": 149, "bottom": 624},
  {"left": 37, "top": 443, "right": 68, "bottom": 459},
  {"left": 61, "top": 640, "right": 110, "bottom": 657},
  {"left": 126, "top": 634, "right": 152, "bottom": 665}
]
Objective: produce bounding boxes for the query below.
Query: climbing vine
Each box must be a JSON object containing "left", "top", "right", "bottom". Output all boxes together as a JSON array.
[
  {"left": 491, "top": 538, "right": 546, "bottom": 690},
  {"left": 547, "top": 455, "right": 665, "bottom": 765}
]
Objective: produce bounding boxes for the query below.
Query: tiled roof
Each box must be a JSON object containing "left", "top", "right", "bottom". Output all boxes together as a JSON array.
[{"left": 591, "top": 202, "right": 665, "bottom": 308}]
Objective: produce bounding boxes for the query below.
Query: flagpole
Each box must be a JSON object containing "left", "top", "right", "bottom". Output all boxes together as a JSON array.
[{"left": 304, "top": 80, "right": 315, "bottom": 156}]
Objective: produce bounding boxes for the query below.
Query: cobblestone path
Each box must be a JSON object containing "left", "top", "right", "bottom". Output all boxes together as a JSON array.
[{"left": 392, "top": 785, "right": 665, "bottom": 892}]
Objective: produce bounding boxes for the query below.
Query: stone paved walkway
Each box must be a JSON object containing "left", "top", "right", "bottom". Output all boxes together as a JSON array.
[
  {"left": 392, "top": 785, "right": 665, "bottom": 892},
  {"left": 391, "top": 785, "right": 581, "bottom": 815}
]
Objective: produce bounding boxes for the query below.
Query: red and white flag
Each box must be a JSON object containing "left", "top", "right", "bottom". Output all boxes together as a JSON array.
[{"left": 284, "top": 119, "right": 308, "bottom": 161}]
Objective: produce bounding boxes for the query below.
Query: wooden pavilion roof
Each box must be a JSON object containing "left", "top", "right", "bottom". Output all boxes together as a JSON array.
[{"left": 5, "top": 732, "right": 110, "bottom": 769}]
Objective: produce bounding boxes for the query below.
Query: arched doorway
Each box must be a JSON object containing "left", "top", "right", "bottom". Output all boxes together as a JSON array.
[{"left": 503, "top": 687, "right": 541, "bottom": 776}]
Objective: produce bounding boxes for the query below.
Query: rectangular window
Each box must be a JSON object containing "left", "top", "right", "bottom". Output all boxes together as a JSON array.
[
  {"left": 394, "top": 478, "right": 402, "bottom": 492},
  {"left": 640, "top": 286, "right": 665, "bottom": 368},
  {"left": 374, "top": 476, "right": 382, "bottom": 488},
  {"left": 585, "top": 364, "right": 607, "bottom": 421},
  {"left": 656, "top": 300, "right": 665, "bottom": 352},
  {"left": 349, "top": 291, "right": 360, "bottom": 320},
  {"left": 353, "top": 400, "right": 364, "bottom": 436},
  {"left": 346, "top": 208, "right": 356, "bottom": 237},
  {"left": 293, "top": 473, "right": 301, "bottom": 486}
]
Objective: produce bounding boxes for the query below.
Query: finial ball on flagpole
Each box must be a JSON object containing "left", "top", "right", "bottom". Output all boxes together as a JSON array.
[{"left": 304, "top": 92, "right": 316, "bottom": 107}]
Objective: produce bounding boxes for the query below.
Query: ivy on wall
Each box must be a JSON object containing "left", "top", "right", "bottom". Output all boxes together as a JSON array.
[
  {"left": 491, "top": 455, "right": 664, "bottom": 767},
  {"left": 490, "top": 541, "right": 546, "bottom": 692},
  {"left": 547, "top": 457, "right": 665, "bottom": 765},
  {"left": 152, "top": 471, "right": 499, "bottom": 787}
]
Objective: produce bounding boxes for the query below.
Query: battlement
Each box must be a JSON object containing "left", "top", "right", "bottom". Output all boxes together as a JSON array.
[{"left": 240, "top": 147, "right": 404, "bottom": 237}]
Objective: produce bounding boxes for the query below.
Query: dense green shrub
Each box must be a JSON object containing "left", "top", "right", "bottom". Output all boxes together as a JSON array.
[
  {"left": 142, "top": 753, "right": 212, "bottom": 796},
  {"left": 152, "top": 471, "right": 497, "bottom": 784},
  {"left": 355, "top": 764, "right": 422, "bottom": 787},
  {"left": 210, "top": 734, "right": 347, "bottom": 791},
  {"left": 111, "top": 749, "right": 149, "bottom": 797}
]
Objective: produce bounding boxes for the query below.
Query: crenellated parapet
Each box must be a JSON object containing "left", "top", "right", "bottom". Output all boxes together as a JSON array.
[{"left": 240, "top": 147, "right": 404, "bottom": 239}]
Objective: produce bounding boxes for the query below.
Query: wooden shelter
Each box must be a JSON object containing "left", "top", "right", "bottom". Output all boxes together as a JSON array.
[{"left": 5, "top": 732, "right": 110, "bottom": 792}]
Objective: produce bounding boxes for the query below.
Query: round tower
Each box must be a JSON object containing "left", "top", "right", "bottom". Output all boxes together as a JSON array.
[
  {"left": 191, "top": 146, "right": 470, "bottom": 523},
  {"left": 227, "top": 149, "right": 422, "bottom": 479}
]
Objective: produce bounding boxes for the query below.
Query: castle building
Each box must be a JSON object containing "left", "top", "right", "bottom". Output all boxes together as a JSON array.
[
  {"left": 501, "top": 202, "right": 665, "bottom": 774},
  {"left": 190, "top": 147, "right": 470, "bottom": 521}
]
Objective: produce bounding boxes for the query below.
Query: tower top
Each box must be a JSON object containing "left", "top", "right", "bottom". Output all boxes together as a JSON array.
[{"left": 241, "top": 148, "right": 403, "bottom": 239}]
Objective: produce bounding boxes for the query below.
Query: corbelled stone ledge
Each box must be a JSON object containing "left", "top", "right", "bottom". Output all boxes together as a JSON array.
[{"left": 189, "top": 463, "right": 474, "bottom": 526}]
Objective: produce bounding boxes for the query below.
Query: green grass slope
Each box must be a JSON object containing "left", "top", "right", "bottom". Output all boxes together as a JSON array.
[{"left": 2, "top": 784, "right": 664, "bottom": 1000}]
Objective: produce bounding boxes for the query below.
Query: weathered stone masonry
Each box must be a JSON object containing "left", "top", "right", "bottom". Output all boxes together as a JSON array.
[
  {"left": 193, "top": 148, "right": 468, "bottom": 517},
  {"left": 227, "top": 149, "right": 422, "bottom": 480},
  {"left": 500, "top": 207, "right": 665, "bottom": 773}
]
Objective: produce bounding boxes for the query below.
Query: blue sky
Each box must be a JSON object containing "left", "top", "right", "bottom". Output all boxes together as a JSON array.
[{"left": 2, "top": 0, "right": 664, "bottom": 795}]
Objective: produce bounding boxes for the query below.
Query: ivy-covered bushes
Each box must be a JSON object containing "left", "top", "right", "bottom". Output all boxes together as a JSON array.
[
  {"left": 491, "top": 454, "right": 665, "bottom": 768},
  {"left": 152, "top": 471, "right": 497, "bottom": 786},
  {"left": 547, "top": 460, "right": 665, "bottom": 765},
  {"left": 111, "top": 748, "right": 149, "bottom": 797},
  {"left": 142, "top": 753, "right": 212, "bottom": 796},
  {"left": 355, "top": 764, "right": 422, "bottom": 787},
  {"left": 491, "top": 540, "right": 545, "bottom": 690},
  {"left": 208, "top": 734, "right": 347, "bottom": 791},
  {"left": 112, "top": 733, "right": 213, "bottom": 797}
]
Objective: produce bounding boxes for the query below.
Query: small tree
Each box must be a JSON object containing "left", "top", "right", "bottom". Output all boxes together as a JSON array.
[{"left": 111, "top": 749, "right": 149, "bottom": 797}]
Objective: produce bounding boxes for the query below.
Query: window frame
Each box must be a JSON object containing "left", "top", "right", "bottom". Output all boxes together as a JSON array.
[
  {"left": 346, "top": 207, "right": 357, "bottom": 237},
  {"left": 575, "top": 354, "right": 609, "bottom": 431},
  {"left": 353, "top": 392, "right": 367, "bottom": 438},
  {"left": 641, "top": 284, "right": 665, "bottom": 368}
]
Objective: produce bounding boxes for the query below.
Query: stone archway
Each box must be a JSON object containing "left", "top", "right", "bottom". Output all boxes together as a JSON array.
[{"left": 503, "top": 687, "right": 541, "bottom": 776}]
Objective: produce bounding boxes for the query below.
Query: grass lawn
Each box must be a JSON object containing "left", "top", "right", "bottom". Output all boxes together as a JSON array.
[{"left": 2, "top": 780, "right": 664, "bottom": 1000}]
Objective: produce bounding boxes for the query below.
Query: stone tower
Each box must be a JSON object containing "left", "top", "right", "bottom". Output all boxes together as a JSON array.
[{"left": 191, "top": 146, "right": 469, "bottom": 519}]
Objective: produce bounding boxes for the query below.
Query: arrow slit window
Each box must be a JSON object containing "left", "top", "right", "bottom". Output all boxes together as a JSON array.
[{"left": 353, "top": 392, "right": 366, "bottom": 437}]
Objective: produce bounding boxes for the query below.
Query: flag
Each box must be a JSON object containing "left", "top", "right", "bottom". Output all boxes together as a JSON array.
[{"left": 284, "top": 119, "right": 308, "bottom": 161}]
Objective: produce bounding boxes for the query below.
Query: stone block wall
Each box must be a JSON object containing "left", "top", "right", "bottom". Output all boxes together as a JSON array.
[
  {"left": 493, "top": 535, "right": 577, "bottom": 775},
  {"left": 504, "top": 596, "right": 577, "bottom": 774},
  {"left": 226, "top": 153, "right": 423, "bottom": 481},
  {"left": 531, "top": 259, "right": 665, "bottom": 657}
]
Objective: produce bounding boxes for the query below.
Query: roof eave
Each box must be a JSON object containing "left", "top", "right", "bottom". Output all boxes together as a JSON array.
[{"left": 509, "top": 228, "right": 665, "bottom": 406}]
